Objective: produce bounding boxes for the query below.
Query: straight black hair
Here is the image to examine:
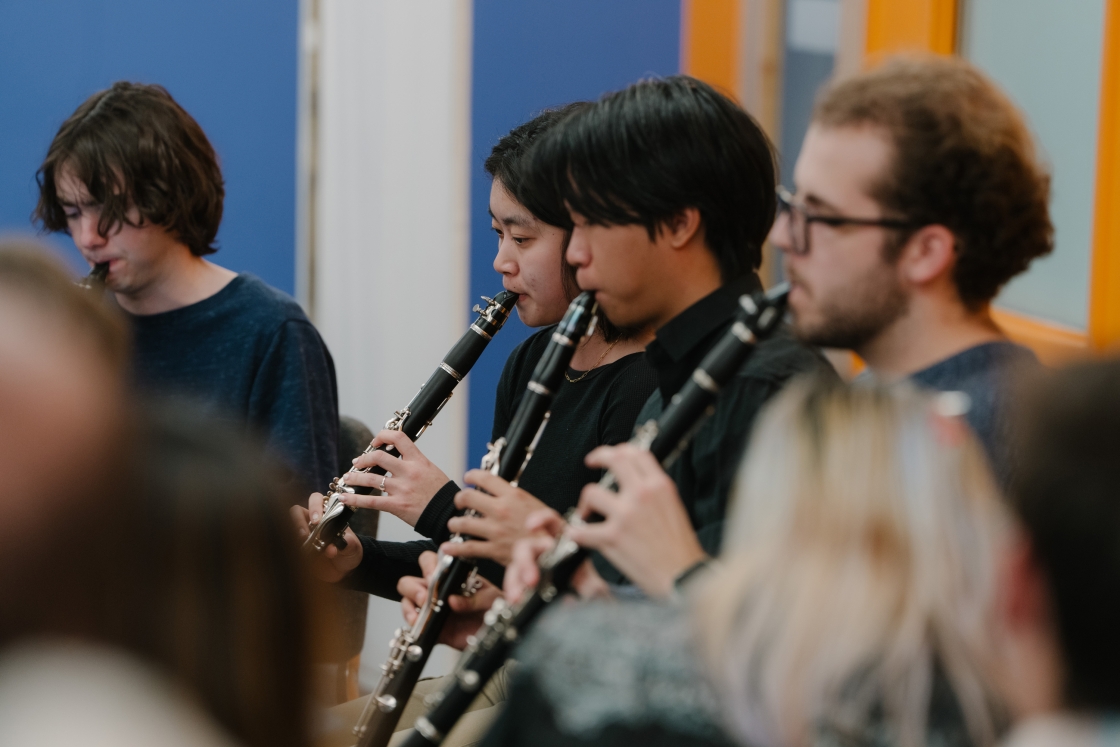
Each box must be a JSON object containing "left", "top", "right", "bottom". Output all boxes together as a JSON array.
[
  {"left": 485, "top": 102, "right": 590, "bottom": 232},
  {"left": 485, "top": 104, "right": 629, "bottom": 341},
  {"left": 523, "top": 75, "right": 777, "bottom": 281}
]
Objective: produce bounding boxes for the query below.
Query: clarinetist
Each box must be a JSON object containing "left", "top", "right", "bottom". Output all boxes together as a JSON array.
[
  {"left": 387, "top": 79, "right": 828, "bottom": 747},
  {"left": 297, "top": 108, "right": 659, "bottom": 743},
  {"left": 33, "top": 82, "right": 340, "bottom": 493},
  {"left": 408, "top": 77, "right": 829, "bottom": 618}
]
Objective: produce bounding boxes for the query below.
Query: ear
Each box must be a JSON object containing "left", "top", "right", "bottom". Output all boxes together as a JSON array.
[
  {"left": 999, "top": 530, "right": 1051, "bottom": 634},
  {"left": 897, "top": 224, "right": 956, "bottom": 286},
  {"left": 662, "top": 207, "right": 703, "bottom": 249}
]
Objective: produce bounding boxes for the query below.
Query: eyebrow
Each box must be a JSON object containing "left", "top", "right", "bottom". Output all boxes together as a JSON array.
[
  {"left": 801, "top": 191, "right": 843, "bottom": 214},
  {"left": 488, "top": 208, "right": 535, "bottom": 229},
  {"left": 57, "top": 195, "right": 98, "bottom": 208}
]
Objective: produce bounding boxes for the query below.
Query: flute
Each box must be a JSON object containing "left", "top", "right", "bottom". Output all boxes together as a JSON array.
[
  {"left": 402, "top": 283, "right": 791, "bottom": 747},
  {"left": 352, "top": 292, "right": 599, "bottom": 747},
  {"left": 303, "top": 291, "right": 519, "bottom": 554}
]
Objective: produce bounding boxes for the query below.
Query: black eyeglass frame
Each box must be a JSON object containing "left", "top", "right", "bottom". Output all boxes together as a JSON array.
[{"left": 775, "top": 186, "right": 918, "bottom": 256}]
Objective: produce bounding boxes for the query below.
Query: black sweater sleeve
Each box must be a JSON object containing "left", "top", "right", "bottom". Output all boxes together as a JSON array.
[
  {"left": 342, "top": 535, "right": 437, "bottom": 600},
  {"left": 346, "top": 334, "right": 538, "bottom": 599}
]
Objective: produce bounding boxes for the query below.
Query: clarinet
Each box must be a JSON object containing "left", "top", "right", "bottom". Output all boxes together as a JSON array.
[
  {"left": 351, "top": 292, "right": 599, "bottom": 747},
  {"left": 402, "top": 283, "right": 791, "bottom": 747},
  {"left": 76, "top": 262, "right": 109, "bottom": 290},
  {"left": 304, "top": 291, "right": 519, "bottom": 553}
]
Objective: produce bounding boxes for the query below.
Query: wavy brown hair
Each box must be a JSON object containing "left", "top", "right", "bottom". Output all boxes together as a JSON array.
[
  {"left": 34, "top": 81, "right": 224, "bottom": 256},
  {"left": 814, "top": 56, "right": 1053, "bottom": 308}
]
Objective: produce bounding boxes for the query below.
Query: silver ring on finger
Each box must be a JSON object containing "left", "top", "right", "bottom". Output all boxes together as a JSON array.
[{"left": 378, "top": 473, "right": 388, "bottom": 493}]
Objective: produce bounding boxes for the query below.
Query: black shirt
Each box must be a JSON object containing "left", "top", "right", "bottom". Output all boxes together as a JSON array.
[
  {"left": 595, "top": 274, "right": 834, "bottom": 583},
  {"left": 347, "top": 327, "right": 659, "bottom": 599},
  {"left": 129, "top": 274, "right": 340, "bottom": 493}
]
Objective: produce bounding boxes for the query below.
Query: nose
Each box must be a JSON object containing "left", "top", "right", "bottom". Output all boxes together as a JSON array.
[
  {"left": 73, "top": 214, "right": 107, "bottom": 252},
  {"left": 492, "top": 235, "right": 517, "bottom": 276},
  {"left": 769, "top": 211, "right": 793, "bottom": 255},
  {"left": 565, "top": 228, "right": 590, "bottom": 269}
]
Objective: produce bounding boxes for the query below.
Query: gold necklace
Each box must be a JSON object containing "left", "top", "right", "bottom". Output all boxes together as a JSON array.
[{"left": 565, "top": 340, "right": 618, "bottom": 383}]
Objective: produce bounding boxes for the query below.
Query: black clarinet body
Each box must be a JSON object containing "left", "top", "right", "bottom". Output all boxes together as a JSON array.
[
  {"left": 402, "top": 283, "right": 791, "bottom": 747},
  {"left": 304, "top": 291, "right": 519, "bottom": 554},
  {"left": 352, "top": 292, "right": 599, "bottom": 747}
]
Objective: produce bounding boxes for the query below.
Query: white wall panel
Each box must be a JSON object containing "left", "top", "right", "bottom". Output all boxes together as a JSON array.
[{"left": 310, "top": 0, "right": 473, "bottom": 689}]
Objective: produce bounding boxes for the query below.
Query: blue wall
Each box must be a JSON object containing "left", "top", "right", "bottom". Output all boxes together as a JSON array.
[
  {"left": 467, "top": 0, "right": 682, "bottom": 467},
  {"left": 0, "top": 0, "right": 299, "bottom": 294}
]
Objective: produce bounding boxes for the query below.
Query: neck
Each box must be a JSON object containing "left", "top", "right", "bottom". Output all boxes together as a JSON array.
[
  {"left": 649, "top": 243, "right": 725, "bottom": 331},
  {"left": 858, "top": 296, "right": 1004, "bottom": 381},
  {"left": 117, "top": 251, "right": 237, "bottom": 315},
  {"left": 571, "top": 326, "right": 656, "bottom": 370}
]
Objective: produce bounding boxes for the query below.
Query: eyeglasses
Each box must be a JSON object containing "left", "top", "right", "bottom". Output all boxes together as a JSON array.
[{"left": 775, "top": 186, "right": 917, "bottom": 256}]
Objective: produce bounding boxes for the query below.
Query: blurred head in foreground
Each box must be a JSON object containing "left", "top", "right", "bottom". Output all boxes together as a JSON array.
[
  {"left": 697, "top": 378, "right": 1011, "bottom": 747},
  {"left": 0, "top": 240, "right": 129, "bottom": 640},
  {"left": 0, "top": 241, "right": 317, "bottom": 747},
  {"left": 0, "top": 399, "right": 319, "bottom": 747},
  {"left": 1000, "top": 360, "right": 1120, "bottom": 725},
  {"left": 112, "top": 402, "right": 318, "bottom": 747}
]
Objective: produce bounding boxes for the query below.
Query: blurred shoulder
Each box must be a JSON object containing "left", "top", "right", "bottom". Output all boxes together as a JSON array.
[
  {"left": 0, "top": 639, "right": 239, "bottom": 747},
  {"left": 228, "top": 274, "right": 314, "bottom": 327},
  {"left": 517, "top": 601, "right": 726, "bottom": 741}
]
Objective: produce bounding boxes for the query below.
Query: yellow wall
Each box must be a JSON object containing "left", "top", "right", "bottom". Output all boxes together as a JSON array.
[
  {"left": 865, "top": 0, "right": 957, "bottom": 57},
  {"left": 681, "top": 0, "right": 742, "bottom": 97},
  {"left": 1090, "top": 0, "right": 1120, "bottom": 351}
]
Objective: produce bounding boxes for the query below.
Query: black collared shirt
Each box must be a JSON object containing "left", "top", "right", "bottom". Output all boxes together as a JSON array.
[
  {"left": 594, "top": 274, "right": 835, "bottom": 584},
  {"left": 347, "top": 328, "right": 659, "bottom": 600}
]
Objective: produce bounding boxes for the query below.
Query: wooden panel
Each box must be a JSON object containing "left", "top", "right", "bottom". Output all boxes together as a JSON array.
[
  {"left": 865, "top": 0, "right": 957, "bottom": 57},
  {"left": 1090, "top": 0, "right": 1120, "bottom": 350},
  {"left": 992, "top": 308, "right": 1089, "bottom": 365},
  {"left": 681, "top": 0, "right": 741, "bottom": 96}
]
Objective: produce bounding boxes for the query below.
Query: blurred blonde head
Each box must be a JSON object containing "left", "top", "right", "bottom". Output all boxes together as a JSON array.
[{"left": 695, "top": 377, "right": 1009, "bottom": 747}]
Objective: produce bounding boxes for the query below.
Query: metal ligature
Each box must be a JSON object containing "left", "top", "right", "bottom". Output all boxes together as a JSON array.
[
  {"left": 401, "top": 283, "right": 792, "bottom": 747},
  {"left": 76, "top": 262, "right": 109, "bottom": 290},
  {"left": 303, "top": 291, "right": 519, "bottom": 554},
  {"left": 352, "top": 292, "right": 599, "bottom": 747}
]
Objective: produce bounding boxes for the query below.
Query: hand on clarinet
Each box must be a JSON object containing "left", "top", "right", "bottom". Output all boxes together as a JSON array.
[
  {"left": 398, "top": 551, "right": 501, "bottom": 650},
  {"left": 290, "top": 493, "right": 363, "bottom": 582},
  {"left": 437, "top": 470, "right": 549, "bottom": 566},
  {"left": 568, "top": 443, "right": 707, "bottom": 599},
  {"left": 338, "top": 430, "right": 452, "bottom": 527},
  {"left": 504, "top": 508, "right": 611, "bottom": 605}
]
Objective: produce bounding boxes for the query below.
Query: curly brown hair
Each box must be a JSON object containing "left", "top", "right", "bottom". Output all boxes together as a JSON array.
[
  {"left": 814, "top": 56, "right": 1053, "bottom": 307},
  {"left": 34, "top": 82, "right": 224, "bottom": 256}
]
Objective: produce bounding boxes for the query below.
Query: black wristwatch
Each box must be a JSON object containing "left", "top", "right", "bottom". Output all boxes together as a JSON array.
[{"left": 671, "top": 556, "right": 714, "bottom": 599}]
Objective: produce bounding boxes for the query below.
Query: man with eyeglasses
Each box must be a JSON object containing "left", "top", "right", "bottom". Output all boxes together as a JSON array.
[
  {"left": 772, "top": 56, "right": 1050, "bottom": 485},
  {"left": 496, "top": 58, "right": 1048, "bottom": 612}
]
